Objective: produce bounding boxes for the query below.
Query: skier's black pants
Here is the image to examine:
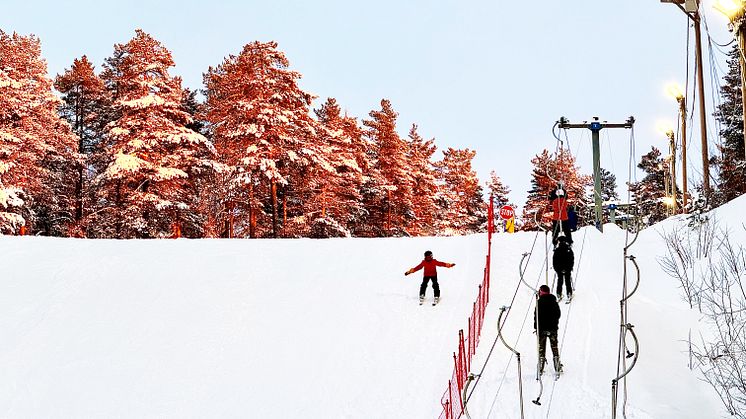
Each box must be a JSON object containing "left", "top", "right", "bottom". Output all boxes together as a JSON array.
[
  {"left": 538, "top": 330, "right": 559, "bottom": 367},
  {"left": 552, "top": 220, "right": 572, "bottom": 245},
  {"left": 420, "top": 276, "right": 440, "bottom": 298},
  {"left": 556, "top": 270, "right": 573, "bottom": 296}
]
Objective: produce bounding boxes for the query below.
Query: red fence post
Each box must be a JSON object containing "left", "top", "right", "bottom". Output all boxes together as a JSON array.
[{"left": 446, "top": 386, "right": 453, "bottom": 419}]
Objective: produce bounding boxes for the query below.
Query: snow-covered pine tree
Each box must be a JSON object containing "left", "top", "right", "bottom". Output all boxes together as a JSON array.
[
  {"left": 599, "top": 167, "right": 619, "bottom": 202},
  {"left": 629, "top": 146, "right": 669, "bottom": 226},
  {"left": 522, "top": 150, "right": 555, "bottom": 230},
  {"left": 181, "top": 87, "right": 207, "bottom": 136},
  {"left": 54, "top": 55, "right": 112, "bottom": 229},
  {"left": 434, "top": 147, "right": 486, "bottom": 234},
  {"left": 0, "top": 31, "right": 79, "bottom": 235},
  {"left": 204, "top": 41, "right": 331, "bottom": 238},
  {"left": 522, "top": 149, "right": 591, "bottom": 230},
  {"left": 363, "top": 99, "right": 413, "bottom": 236},
  {"left": 92, "top": 30, "right": 217, "bottom": 238},
  {"left": 590, "top": 167, "right": 620, "bottom": 224},
  {"left": 406, "top": 124, "right": 438, "bottom": 236},
  {"left": 342, "top": 109, "right": 384, "bottom": 237},
  {"left": 485, "top": 170, "right": 512, "bottom": 230},
  {"left": 485, "top": 170, "right": 512, "bottom": 207},
  {"left": 713, "top": 44, "right": 746, "bottom": 205},
  {"left": 304, "top": 97, "right": 365, "bottom": 237}
]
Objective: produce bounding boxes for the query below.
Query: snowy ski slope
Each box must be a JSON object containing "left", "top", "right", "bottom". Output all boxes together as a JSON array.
[{"left": 2, "top": 196, "right": 745, "bottom": 418}]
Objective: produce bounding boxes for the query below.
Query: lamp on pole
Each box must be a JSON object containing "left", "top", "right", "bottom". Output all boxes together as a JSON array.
[
  {"left": 714, "top": 0, "right": 746, "bottom": 160},
  {"left": 657, "top": 121, "right": 678, "bottom": 214},
  {"left": 666, "top": 82, "right": 687, "bottom": 212},
  {"left": 661, "top": 0, "right": 712, "bottom": 198}
]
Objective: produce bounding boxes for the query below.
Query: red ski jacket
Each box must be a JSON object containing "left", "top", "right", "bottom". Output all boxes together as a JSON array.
[
  {"left": 410, "top": 258, "right": 451, "bottom": 277},
  {"left": 551, "top": 197, "right": 569, "bottom": 221}
]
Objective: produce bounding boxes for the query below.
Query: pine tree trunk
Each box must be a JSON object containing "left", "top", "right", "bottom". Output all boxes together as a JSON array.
[
  {"left": 386, "top": 189, "right": 392, "bottom": 235},
  {"left": 321, "top": 185, "right": 327, "bottom": 218},
  {"left": 249, "top": 181, "right": 256, "bottom": 238},
  {"left": 271, "top": 180, "right": 278, "bottom": 238},
  {"left": 76, "top": 167, "right": 83, "bottom": 222},
  {"left": 227, "top": 201, "right": 234, "bottom": 238},
  {"left": 115, "top": 180, "right": 122, "bottom": 238},
  {"left": 75, "top": 92, "right": 84, "bottom": 223}
]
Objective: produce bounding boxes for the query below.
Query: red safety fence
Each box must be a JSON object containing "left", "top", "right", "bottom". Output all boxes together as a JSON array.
[{"left": 438, "top": 196, "right": 495, "bottom": 419}]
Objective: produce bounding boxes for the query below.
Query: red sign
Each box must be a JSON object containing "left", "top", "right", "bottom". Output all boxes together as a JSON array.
[{"left": 499, "top": 205, "right": 515, "bottom": 220}]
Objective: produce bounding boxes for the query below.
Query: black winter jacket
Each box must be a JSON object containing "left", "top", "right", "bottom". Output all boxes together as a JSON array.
[
  {"left": 534, "top": 294, "right": 561, "bottom": 332},
  {"left": 552, "top": 243, "right": 574, "bottom": 273}
]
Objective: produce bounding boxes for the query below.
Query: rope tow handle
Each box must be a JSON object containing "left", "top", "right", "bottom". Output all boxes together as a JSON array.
[
  {"left": 621, "top": 255, "right": 641, "bottom": 304},
  {"left": 611, "top": 323, "right": 640, "bottom": 419},
  {"left": 497, "top": 306, "right": 525, "bottom": 419},
  {"left": 461, "top": 373, "right": 479, "bottom": 419}
]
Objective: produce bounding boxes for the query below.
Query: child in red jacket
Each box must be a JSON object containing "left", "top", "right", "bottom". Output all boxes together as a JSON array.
[{"left": 405, "top": 250, "right": 455, "bottom": 304}]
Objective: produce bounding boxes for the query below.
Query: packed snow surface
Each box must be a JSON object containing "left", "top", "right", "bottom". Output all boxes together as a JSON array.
[{"left": 3, "top": 196, "right": 746, "bottom": 418}]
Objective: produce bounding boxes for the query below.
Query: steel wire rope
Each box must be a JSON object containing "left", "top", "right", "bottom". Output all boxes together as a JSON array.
[
  {"left": 543, "top": 225, "right": 590, "bottom": 416},
  {"left": 703, "top": 15, "right": 729, "bottom": 153},
  {"left": 464, "top": 226, "right": 543, "bottom": 409},
  {"left": 539, "top": 122, "right": 594, "bottom": 416},
  {"left": 480, "top": 123, "right": 577, "bottom": 416},
  {"left": 481, "top": 217, "right": 555, "bottom": 417},
  {"left": 485, "top": 250, "right": 549, "bottom": 418}
]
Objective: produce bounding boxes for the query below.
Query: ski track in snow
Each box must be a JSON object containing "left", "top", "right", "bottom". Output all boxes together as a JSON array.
[{"left": 2, "top": 196, "right": 746, "bottom": 418}]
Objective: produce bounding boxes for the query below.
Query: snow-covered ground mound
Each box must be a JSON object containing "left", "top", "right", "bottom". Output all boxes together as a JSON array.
[{"left": 3, "top": 196, "right": 746, "bottom": 418}]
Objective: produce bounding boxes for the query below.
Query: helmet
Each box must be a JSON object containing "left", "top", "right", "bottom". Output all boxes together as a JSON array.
[
  {"left": 556, "top": 189, "right": 565, "bottom": 197},
  {"left": 424, "top": 250, "right": 433, "bottom": 258}
]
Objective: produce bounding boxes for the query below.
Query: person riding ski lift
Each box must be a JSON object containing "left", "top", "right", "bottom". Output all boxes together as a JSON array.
[
  {"left": 553, "top": 236, "right": 574, "bottom": 301},
  {"left": 405, "top": 250, "right": 455, "bottom": 305},
  {"left": 549, "top": 184, "right": 572, "bottom": 247},
  {"left": 534, "top": 285, "right": 563, "bottom": 375}
]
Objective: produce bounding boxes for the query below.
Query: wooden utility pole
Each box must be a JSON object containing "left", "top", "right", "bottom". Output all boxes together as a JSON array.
[
  {"left": 740, "top": 29, "right": 746, "bottom": 160},
  {"left": 677, "top": 95, "right": 688, "bottom": 212},
  {"left": 661, "top": 0, "right": 711, "bottom": 197},
  {"left": 557, "top": 116, "right": 635, "bottom": 232},
  {"left": 667, "top": 130, "right": 678, "bottom": 214}
]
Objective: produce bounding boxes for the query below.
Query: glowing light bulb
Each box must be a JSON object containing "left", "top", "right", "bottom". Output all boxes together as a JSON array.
[
  {"left": 714, "top": 0, "right": 745, "bottom": 20},
  {"left": 665, "top": 82, "right": 684, "bottom": 100}
]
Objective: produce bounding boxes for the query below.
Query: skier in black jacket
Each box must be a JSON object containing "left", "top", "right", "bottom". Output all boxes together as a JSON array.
[
  {"left": 534, "top": 285, "right": 562, "bottom": 375},
  {"left": 553, "top": 236, "right": 574, "bottom": 301}
]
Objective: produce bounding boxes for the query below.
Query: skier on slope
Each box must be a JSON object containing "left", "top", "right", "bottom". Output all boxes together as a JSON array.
[
  {"left": 553, "top": 236, "right": 574, "bottom": 302},
  {"left": 549, "top": 185, "right": 572, "bottom": 247},
  {"left": 534, "top": 285, "right": 563, "bottom": 376},
  {"left": 405, "top": 250, "right": 455, "bottom": 305}
]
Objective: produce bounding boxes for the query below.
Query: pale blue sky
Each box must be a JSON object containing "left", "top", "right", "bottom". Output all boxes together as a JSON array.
[{"left": 1, "top": 0, "right": 736, "bottom": 208}]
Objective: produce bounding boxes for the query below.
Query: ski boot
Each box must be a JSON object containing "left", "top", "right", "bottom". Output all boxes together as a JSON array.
[
  {"left": 539, "top": 357, "right": 547, "bottom": 375},
  {"left": 419, "top": 295, "right": 425, "bottom": 305},
  {"left": 553, "top": 356, "right": 563, "bottom": 378},
  {"left": 433, "top": 296, "right": 440, "bottom": 306}
]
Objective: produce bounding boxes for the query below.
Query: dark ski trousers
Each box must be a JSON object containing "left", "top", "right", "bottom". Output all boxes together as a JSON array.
[
  {"left": 538, "top": 330, "right": 559, "bottom": 364},
  {"left": 420, "top": 276, "right": 440, "bottom": 298},
  {"left": 552, "top": 220, "right": 572, "bottom": 246},
  {"left": 556, "top": 270, "right": 573, "bottom": 297}
]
